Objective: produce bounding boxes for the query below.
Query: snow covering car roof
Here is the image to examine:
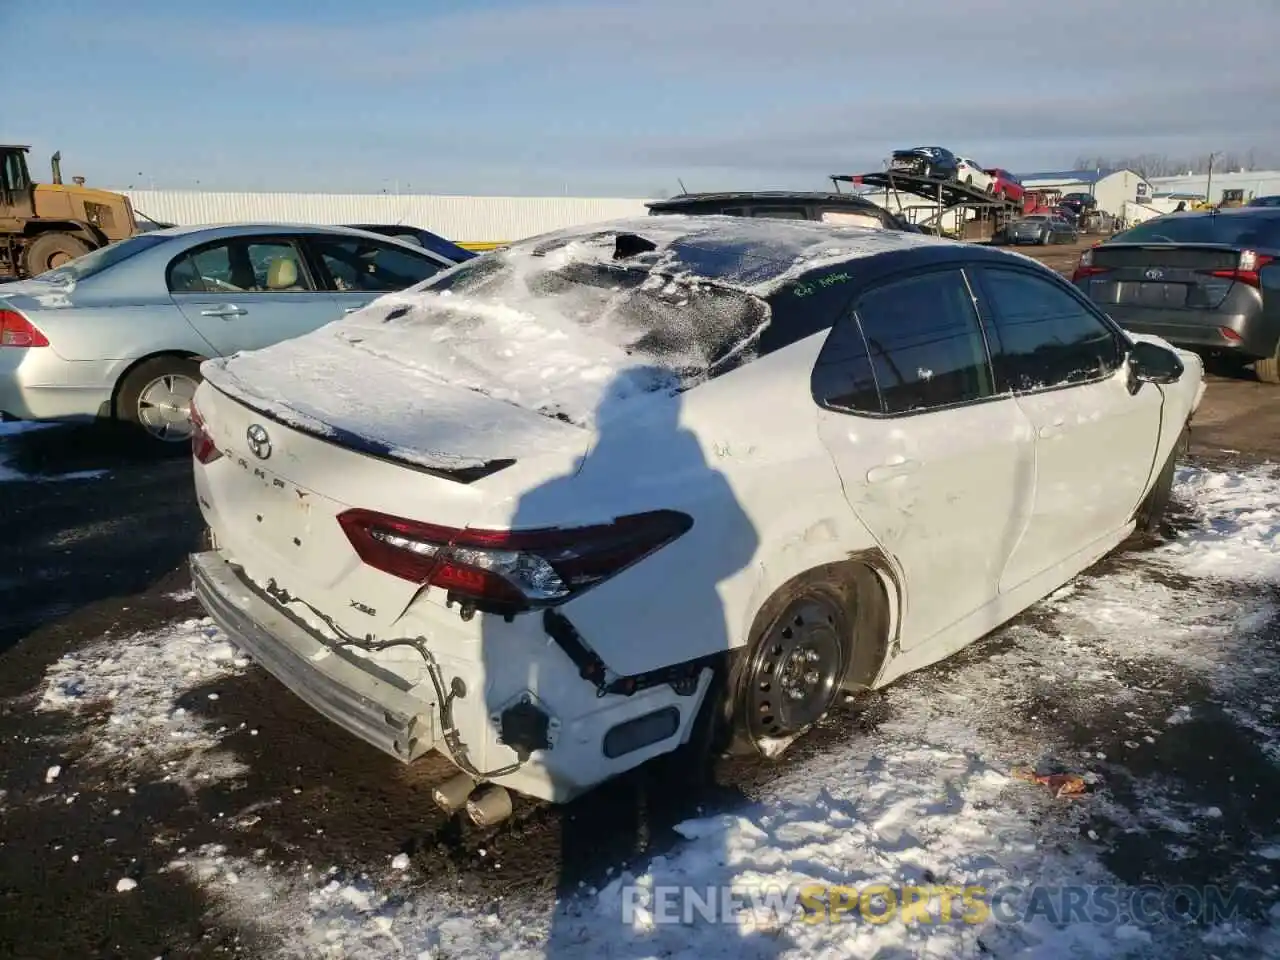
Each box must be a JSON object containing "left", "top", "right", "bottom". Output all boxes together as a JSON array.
[
  {"left": 199, "top": 215, "right": 959, "bottom": 458},
  {"left": 472, "top": 214, "right": 953, "bottom": 297}
]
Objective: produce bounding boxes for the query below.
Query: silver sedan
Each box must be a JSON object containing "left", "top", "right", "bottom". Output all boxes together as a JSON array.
[{"left": 0, "top": 223, "right": 464, "bottom": 442}]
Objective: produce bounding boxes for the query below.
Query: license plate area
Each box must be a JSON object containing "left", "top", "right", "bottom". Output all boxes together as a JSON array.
[
  {"left": 231, "top": 456, "right": 314, "bottom": 552},
  {"left": 1118, "top": 281, "right": 1189, "bottom": 307}
]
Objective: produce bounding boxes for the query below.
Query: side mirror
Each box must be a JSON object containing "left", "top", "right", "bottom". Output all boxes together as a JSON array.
[{"left": 1127, "top": 340, "right": 1184, "bottom": 388}]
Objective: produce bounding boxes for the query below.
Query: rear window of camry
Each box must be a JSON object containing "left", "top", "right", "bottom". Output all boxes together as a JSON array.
[
  {"left": 414, "top": 252, "right": 771, "bottom": 386},
  {"left": 1113, "top": 215, "right": 1280, "bottom": 247}
]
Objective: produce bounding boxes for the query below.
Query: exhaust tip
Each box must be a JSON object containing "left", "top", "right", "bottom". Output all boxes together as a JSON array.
[
  {"left": 465, "top": 785, "right": 514, "bottom": 827},
  {"left": 431, "top": 773, "right": 478, "bottom": 814}
]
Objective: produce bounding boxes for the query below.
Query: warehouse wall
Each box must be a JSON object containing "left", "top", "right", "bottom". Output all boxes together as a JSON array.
[
  {"left": 120, "top": 190, "right": 654, "bottom": 245},
  {"left": 1149, "top": 170, "right": 1280, "bottom": 205}
]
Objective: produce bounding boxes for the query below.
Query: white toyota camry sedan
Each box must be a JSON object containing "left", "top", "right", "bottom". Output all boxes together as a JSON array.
[{"left": 186, "top": 215, "right": 1205, "bottom": 824}]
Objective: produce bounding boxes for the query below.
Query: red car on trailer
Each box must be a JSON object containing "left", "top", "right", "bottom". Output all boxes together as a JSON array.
[{"left": 984, "top": 168, "right": 1025, "bottom": 202}]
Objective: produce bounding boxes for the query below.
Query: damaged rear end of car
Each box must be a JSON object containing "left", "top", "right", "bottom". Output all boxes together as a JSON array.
[{"left": 187, "top": 219, "right": 787, "bottom": 815}]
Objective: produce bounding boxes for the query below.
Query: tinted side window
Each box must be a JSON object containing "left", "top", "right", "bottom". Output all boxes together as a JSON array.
[
  {"left": 312, "top": 238, "right": 442, "bottom": 292},
  {"left": 852, "top": 269, "right": 995, "bottom": 414},
  {"left": 812, "top": 315, "right": 881, "bottom": 412},
  {"left": 977, "top": 267, "right": 1123, "bottom": 391}
]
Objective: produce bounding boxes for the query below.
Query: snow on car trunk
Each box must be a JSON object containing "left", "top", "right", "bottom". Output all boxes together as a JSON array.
[{"left": 161, "top": 463, "right": 1280, "bottom": 958}]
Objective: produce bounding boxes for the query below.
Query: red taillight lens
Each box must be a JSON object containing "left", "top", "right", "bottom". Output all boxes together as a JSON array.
[
  {"left": 1200, "top": 250, "right": 1274, "bottom": 288},
  {"left": 0, "top": 309, "right": 50, "bottom": 347},
  {"left": 1072, "top": 265, "right": 1111, "bottom": 282},
  {"left": 189, "top": 401, "right": 223, "bottom": 464},
  {"left": 337, "top": 508, "right": 694, "bottom": 612},
  {"left": 1071, "top": 249, "right": 1111, "bottom": 283}
]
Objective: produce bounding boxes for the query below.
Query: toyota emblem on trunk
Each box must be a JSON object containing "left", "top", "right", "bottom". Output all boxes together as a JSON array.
[
  {"left": 246, "top": 424, "right": 272, "bottom": 460},
  {"left": 1145, "top": 268, "right": 1164, "bottom": 280}
]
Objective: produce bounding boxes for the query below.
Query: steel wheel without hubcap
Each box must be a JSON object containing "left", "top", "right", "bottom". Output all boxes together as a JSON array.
[
  {"left": 136, "top": 374, "right": 198, "bottom": 441},
  {"left": 744, "top": 596, "right": 847, "bottom": 744}
]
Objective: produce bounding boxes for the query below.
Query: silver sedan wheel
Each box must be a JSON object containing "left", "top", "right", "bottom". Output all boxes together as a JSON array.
[{"left": 136, "top": 373, "right": 199, "bottom": 441}]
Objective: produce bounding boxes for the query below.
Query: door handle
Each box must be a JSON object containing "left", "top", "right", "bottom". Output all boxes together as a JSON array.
[
  {"left": 866, "top": 460, "right": 920, "bottom": 483},
  {"left": 199, "top": 306, "right": 247, "bottom": 318}
]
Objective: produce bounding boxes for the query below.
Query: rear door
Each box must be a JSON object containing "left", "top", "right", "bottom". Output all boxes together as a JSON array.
[
  {"left": 812, "top": 266, "right": 1036, "bottom": 651},
  {"left": 970, "top": 264, "right": 1163, "bottom": 591},
  {"left": 307, "top": 235, "right": 453, "bottom": 315},
  {"left": 169, "top": 235, "right": 340, "bottom": 355}
]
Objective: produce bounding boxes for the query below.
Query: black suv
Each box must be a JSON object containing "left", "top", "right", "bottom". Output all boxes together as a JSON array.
[
  {"left": 1073, "top": 207, "right": 1280, "bottom": 382},
  {"left": 646, "top": 191, "right": 920, "bottom": 232},
  {"left": 343, "top": 224, "right": 477, "bottom": 263}
]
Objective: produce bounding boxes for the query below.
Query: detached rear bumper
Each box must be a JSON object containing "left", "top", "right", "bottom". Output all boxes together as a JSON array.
[{"left": 190, "top": 550, "right": 438, "bottom": 762}]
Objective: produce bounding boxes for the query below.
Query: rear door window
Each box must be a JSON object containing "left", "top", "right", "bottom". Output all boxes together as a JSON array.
[
  {"left": 171, "top": 239, "right": 316, "bottom": 293},
  {"left": 975, "top": 267, "right": 1124, "bottom": 391},
  {"left": 816, "top": 268, "right": 995, "bottom": 415}
]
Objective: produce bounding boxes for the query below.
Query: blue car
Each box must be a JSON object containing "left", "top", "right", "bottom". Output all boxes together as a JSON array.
[{"left": 0, "top": 223, "right": 465, "bottom": 442}]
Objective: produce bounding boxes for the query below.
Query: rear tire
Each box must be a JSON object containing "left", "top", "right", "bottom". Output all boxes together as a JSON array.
[
  {"left": 115, "top": 356, "right": 203, "bottom": 444},
  {"left": 725, "top": 580, "right": 855, "bottom": 758},
  {"left": 24, "top": 232, "right": 92, "bottom": 276}
]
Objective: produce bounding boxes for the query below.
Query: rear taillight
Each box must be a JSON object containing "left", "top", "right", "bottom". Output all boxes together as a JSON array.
[
  {"left": 1200, "top": 249, "right": 1275, "bottom": 288},
  {"left": 189, "top": 401, "right": 223, "bottom": 464},
  {"left": 0, "top": 310, "right": 49, "bottom": 348},
  {"left": 1071, "top": 247, "right": 1111, "bottom": 283},
  {"left": 337, "top": 508, "right": 694, "bottom": 614}
]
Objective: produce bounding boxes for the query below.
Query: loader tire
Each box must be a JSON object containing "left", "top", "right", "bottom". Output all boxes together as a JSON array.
[{"left": 24, "top": 232, "right": 93, "bottom": 276}]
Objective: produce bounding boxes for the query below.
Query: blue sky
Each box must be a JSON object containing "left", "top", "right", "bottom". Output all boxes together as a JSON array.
[{"left": 4, "top": 0, "right": 1279, "bottom": 197}]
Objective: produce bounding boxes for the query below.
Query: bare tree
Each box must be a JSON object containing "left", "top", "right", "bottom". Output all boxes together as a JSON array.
[{"left": 1068, "top": 149, "right": 1278, "bottom": 177}]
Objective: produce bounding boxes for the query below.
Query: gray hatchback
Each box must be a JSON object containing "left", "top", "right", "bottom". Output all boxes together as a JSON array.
[{"left": 1072, "top": 208, "right": 1280, "bottom": 382}]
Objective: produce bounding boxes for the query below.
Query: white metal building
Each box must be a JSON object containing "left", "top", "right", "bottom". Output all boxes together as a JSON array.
[
  {"left": 1148, "top": 170, "right": 1280, "bottom": 205},
  {"left": 119, "top": 189, "right": 653, "bottom": 246},
  {"left": 1014, "top": 169, "right": 1153, "bottom": 216}
]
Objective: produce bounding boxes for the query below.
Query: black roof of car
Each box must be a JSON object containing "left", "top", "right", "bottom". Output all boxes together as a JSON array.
[{"left": 646, "top": 191, "right": 886, "bottom": 211}]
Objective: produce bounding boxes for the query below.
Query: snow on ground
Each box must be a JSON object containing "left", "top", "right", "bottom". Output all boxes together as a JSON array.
[
  {"left": 21, "top": 463, "right": 1280, "bottom": 957},
  {"left": 134, "top": 463, "right": 1279, "bottom": 960},
  {"left": 36, "top": 616, "right": 251, "bottom": 787}
]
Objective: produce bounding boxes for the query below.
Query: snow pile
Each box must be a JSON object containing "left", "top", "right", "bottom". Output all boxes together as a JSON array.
[
  {"left": 170, "top": 463, "right": 1280, "bottom": 957},
  {"left": 1164, "top": 465, "right": 1280, "bottom": 580},
  {"left": 37, "top": 616, "right": 250, "bottom": 786}
]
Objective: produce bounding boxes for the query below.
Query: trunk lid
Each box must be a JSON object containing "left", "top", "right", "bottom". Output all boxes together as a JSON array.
[
  {"left": 1086, "top": 243, "right": 1245, "bottom": 311},
  {"left": 194, "top": 346, "right": 594, "bottom": 631},
  {"left": 200, "top": 330, "right": 593, "bottom": 481}
]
